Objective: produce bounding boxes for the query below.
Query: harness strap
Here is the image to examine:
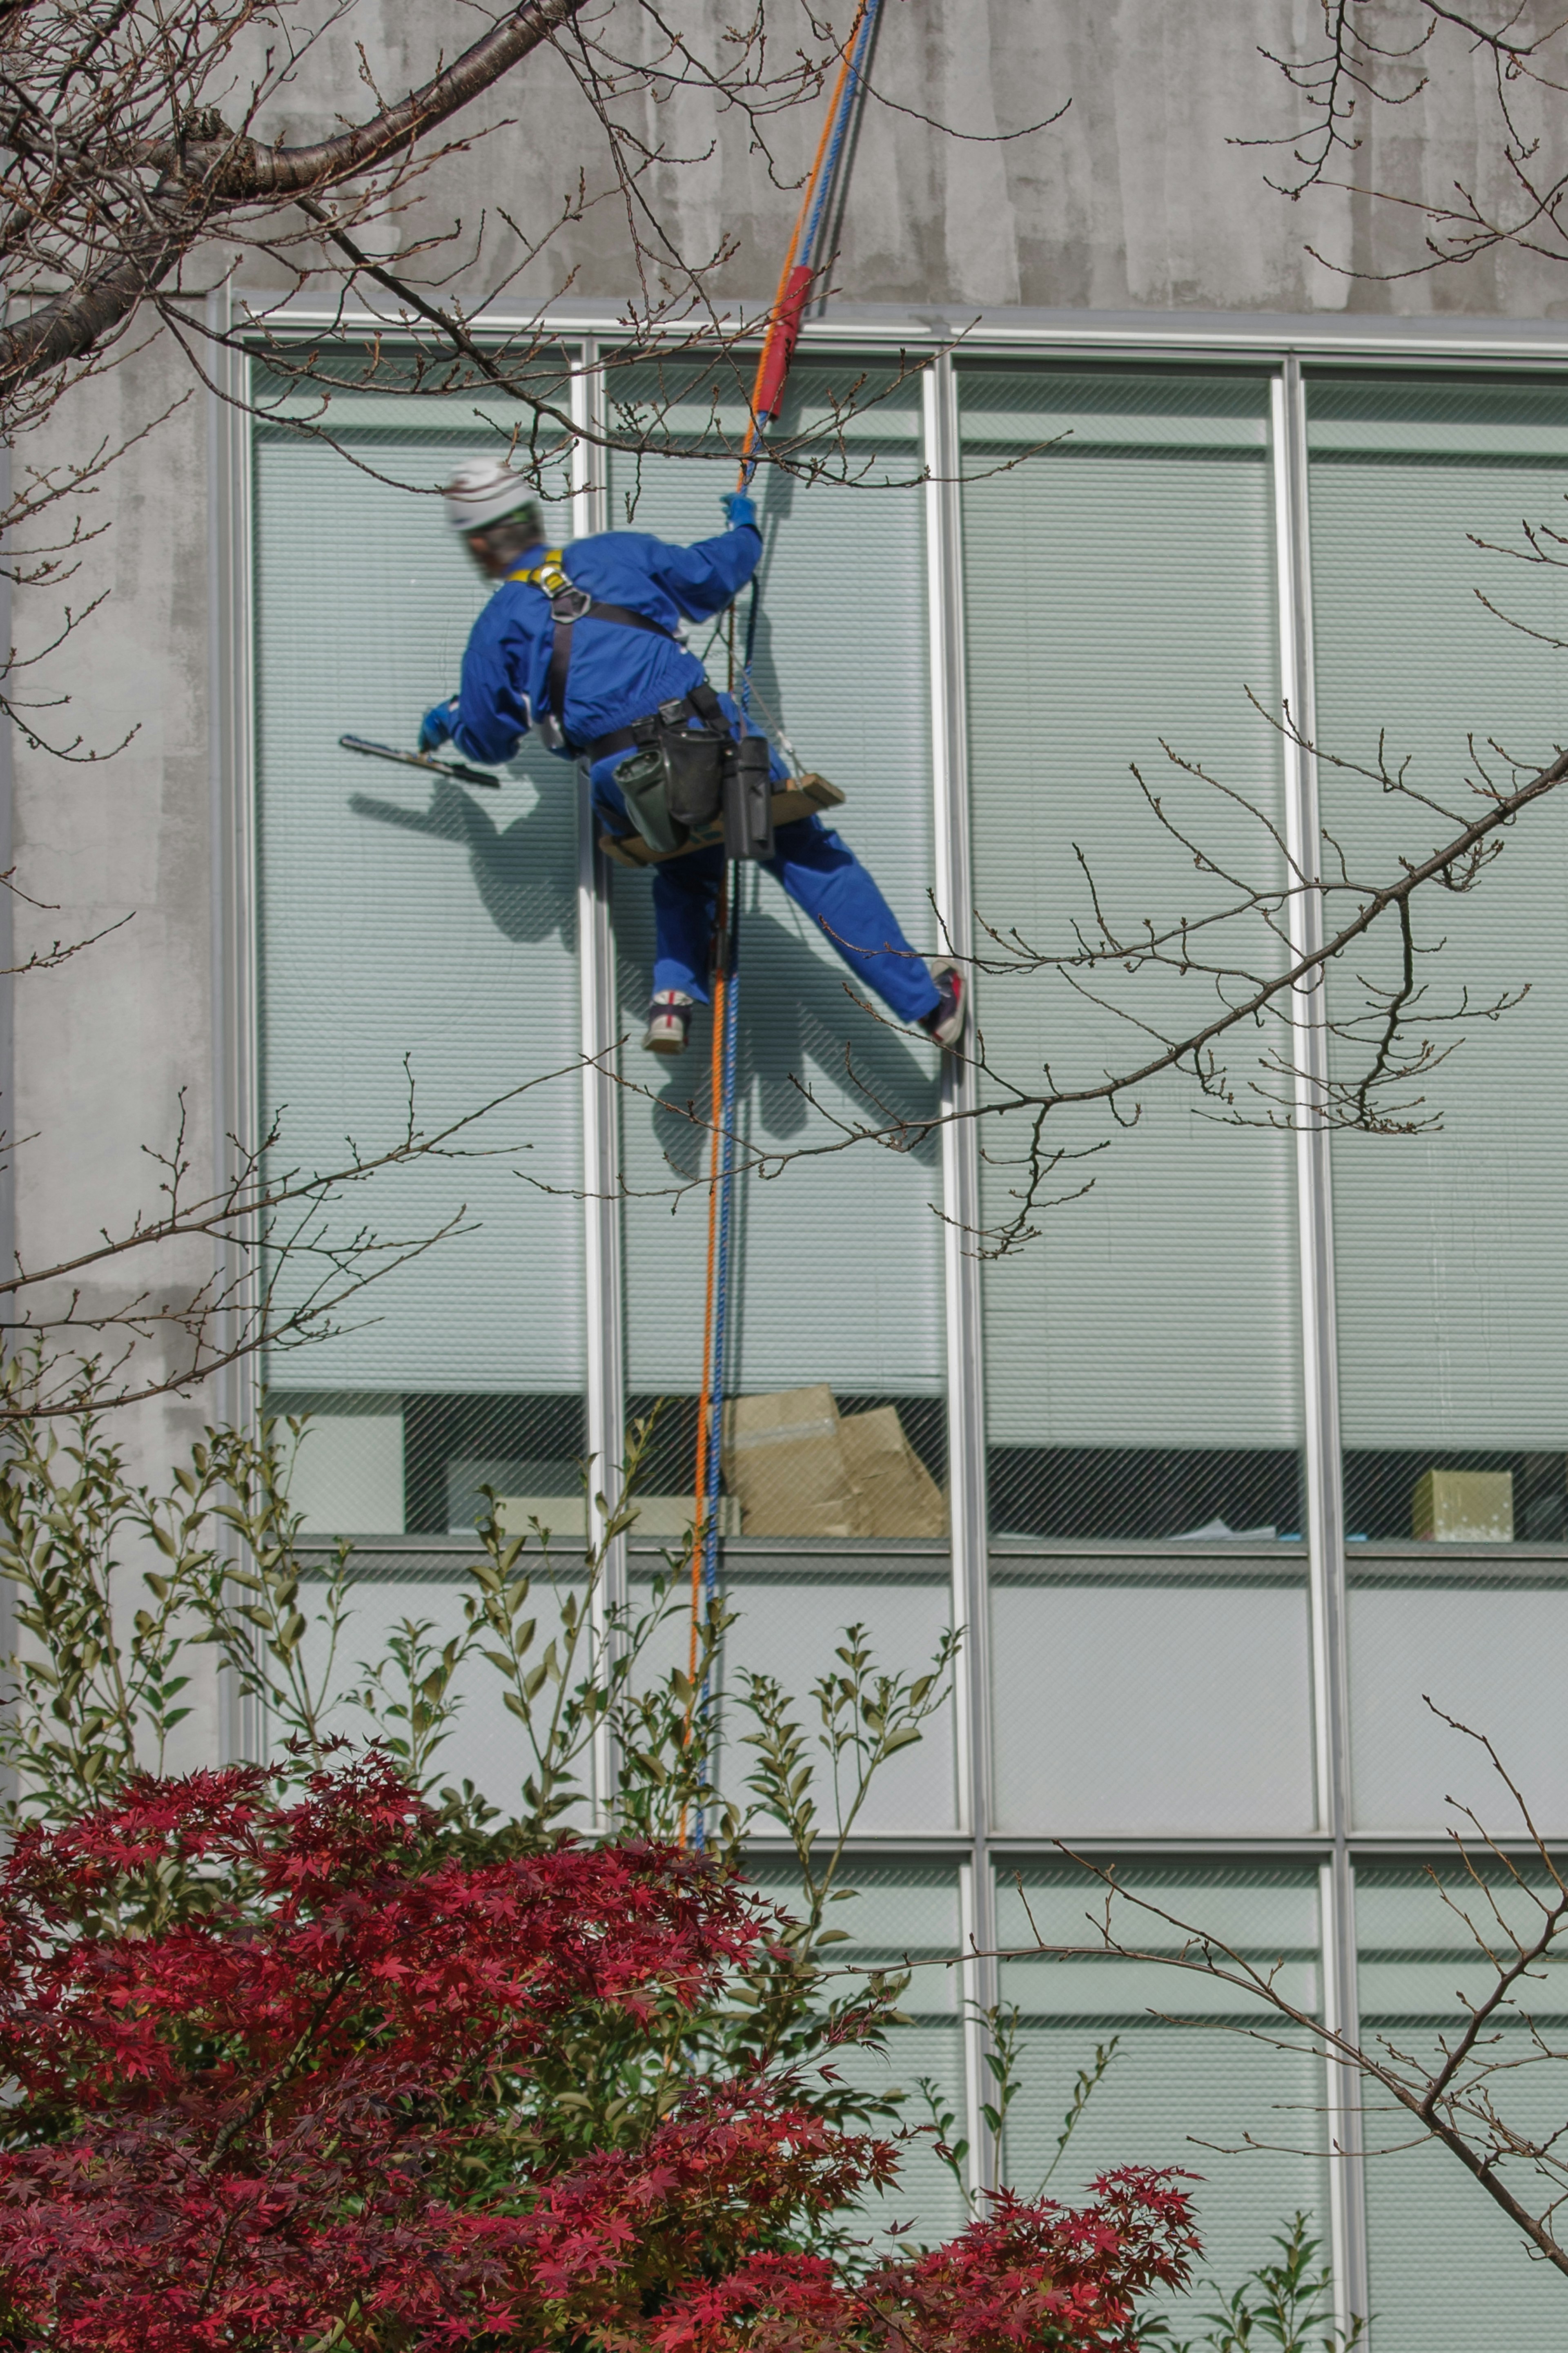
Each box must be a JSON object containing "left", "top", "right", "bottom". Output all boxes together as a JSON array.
[{"left": 507, "top": 548, "right": 680, "bottom": 751}]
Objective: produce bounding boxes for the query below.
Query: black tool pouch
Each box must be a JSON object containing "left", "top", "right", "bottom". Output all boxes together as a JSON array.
[
  {"left": 659, "top": 721, "right": 726, "bottom": 827},
  {"left": 723, "top": 732, "right": 775, "bottom": 862}
]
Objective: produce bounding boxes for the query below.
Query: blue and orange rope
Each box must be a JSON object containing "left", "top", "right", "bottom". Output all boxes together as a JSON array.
[{"left": 682, "top": 0, "right": 886, "bottom": 1844}]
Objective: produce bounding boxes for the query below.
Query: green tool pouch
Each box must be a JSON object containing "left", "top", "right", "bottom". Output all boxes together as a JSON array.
[{"left": 614, "top": 743, "right": 686, "bottom": 856}]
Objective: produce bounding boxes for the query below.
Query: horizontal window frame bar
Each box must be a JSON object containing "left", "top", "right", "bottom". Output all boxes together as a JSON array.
[
  {"left": 228, "top": 291, "right": 1568, "bottom": 370},
  {"left": 739, "top": 1836, "right": 1568, "bottom": 1867}
]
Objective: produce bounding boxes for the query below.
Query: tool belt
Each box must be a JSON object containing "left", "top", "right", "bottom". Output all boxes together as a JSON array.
[
  {"left": 588, "top": 679, "right": 732, "bottom": 832},
  {"left": 599, "top": 773, "right": 847, "bottom": 868},
  {"left": 592, "top": 682, "right": 777, "bottom": 863}
]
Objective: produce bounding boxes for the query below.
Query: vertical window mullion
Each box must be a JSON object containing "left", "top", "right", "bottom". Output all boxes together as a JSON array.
[
  {"left": 925, "top": 350, "right": 997, "bottom": 2197},
  {"left": 576, "top": 341, "right": 625, "bottom": 1826},
  {"left": 1274, "top": 355, "right": 1368, "bottom": 2335},
  {"left": 214, "top": 297, "right": 261, "bottom": 1766}
]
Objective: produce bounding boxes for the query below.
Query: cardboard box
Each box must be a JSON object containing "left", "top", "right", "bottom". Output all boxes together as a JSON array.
[
  {"left": 627, "top": 1494, "right": 742, "bottom": 1538},
  {"left": 495, "top": 1494, "right": 740, "bottom": 1539},
  {"left": 1413, "top": 1468, "right": 1514, "bottom": 1543},
  {"left": 722, "top": 1387, "right": 947, "bottom": 1539},
  {"left": 722, "top": 1385, "right": 866, "bottom": 1537},
  {"left": 839, "top": 1405, "right": 949, "bottom": 1539}
]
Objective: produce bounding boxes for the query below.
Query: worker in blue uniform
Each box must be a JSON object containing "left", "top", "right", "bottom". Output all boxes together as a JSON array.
[{"left": 419, "top": 458, "right": 966, "bottom": 1057}]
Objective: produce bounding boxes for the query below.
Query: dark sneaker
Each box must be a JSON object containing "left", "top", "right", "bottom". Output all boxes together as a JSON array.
[
  {"left": 643, "top": 990, "right": 695, "bottom": 1055},
  {"left": 920, "top": 959, "right": 967, "bottom": 1050}
]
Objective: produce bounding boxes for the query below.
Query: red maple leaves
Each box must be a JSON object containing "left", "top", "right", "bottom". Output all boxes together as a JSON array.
[{"left": 0, "top": 1752, "right": 1198, "bottom": 2349}]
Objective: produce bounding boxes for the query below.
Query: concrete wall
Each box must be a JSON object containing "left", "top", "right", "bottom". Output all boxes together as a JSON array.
[
  {"left": 228, "top": 0, "right": 1568, "bottom": 318},
  {"left": 8, "top": 0, "right": 1568, "bottom": 1760}
]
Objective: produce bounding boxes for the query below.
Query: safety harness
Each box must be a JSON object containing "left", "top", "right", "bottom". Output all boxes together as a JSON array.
[
  {"left": 506, "top": 547, "right": 770, "bottom": 859},
  {"left": 506, "top": 546, "right": 724, "bottom": 760}
]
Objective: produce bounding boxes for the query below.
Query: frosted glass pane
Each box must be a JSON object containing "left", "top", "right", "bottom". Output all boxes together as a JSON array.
[
  {"left": 718, "top": 1572, "right": 958, "bottom": 1833},
  {"left": 991, "top": 1568, "right": 1315, "bottom": 1836},
  {"left": 1348, "top": 1573, "right": 1568, "bottom": 1834},
  {"left": 623, "top": 1563, "right": 956, "bottom": 1835},
  {"left": 287, "top": 1556, "right": 586, "bottom": 1815}
]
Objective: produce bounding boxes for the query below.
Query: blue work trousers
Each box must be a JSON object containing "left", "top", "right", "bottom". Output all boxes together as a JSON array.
[
  {"left": 591, "top": 698, "right": 940, "bottom": 1024},
  {"left": 645, "top": 820, "right": 941, "bottom": 1022}
]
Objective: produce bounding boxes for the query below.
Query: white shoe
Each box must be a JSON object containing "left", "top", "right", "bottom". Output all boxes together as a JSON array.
[{"left": 643, "top": 990, "right": 694, "bottom": 1055}]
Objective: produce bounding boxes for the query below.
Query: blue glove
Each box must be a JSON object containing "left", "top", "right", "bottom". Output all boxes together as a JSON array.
[
  {"left": 721, "top": 490, "right": 759, "bottom": 532},
  {"left": 419, "top": 698, "right": 457, "bottom": 753}
]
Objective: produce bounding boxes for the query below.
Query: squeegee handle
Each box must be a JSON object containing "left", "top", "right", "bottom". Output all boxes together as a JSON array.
[{"left": 338, "top": 734, "right": 501, "bottom": 790}]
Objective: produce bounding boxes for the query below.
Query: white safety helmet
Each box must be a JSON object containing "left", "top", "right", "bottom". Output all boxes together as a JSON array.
[{"left": 442, "top": 456, "right": 541, "bottom": 536}]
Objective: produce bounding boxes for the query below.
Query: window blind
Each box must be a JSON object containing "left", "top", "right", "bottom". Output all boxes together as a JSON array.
[
  {"left": 1307, "top": 377, "right": 1568, "bottom": 1545},
  {"left": 252, "top": 384, "right": 586, "bottom": 1532},
  {"left": 748, "top": 1865, "right": 968, "bottom": 2248},
  {"left": 959, "top": 367, "right": 1302, "bottom": 1539},
  {"left": 998, "top": 1867, "right": 1327, "bottom": 2303},
  {"left": 1357, "top": 1865, "right": 1568, "bottom": 2350}
]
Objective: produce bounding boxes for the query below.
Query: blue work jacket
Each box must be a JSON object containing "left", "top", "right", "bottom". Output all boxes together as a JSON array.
[{"left": 450, "top": 524, "right": 762, "bottom": 767}]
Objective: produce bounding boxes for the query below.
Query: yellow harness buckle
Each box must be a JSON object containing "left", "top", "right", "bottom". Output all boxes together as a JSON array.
[{"left": 508, "top": 549, "right": 572, "bottom": 598}]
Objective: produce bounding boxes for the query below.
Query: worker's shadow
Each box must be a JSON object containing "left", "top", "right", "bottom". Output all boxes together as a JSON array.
[
  {"left": 637, "top": 904, "right": 942, "bottom": 1180},
  {"left": 349, "top": 777, "right": 575, "bottom": 945}
]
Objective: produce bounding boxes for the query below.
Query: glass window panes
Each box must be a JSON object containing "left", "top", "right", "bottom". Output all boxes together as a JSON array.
[
  {"left": 245, "top": 338, "right": 1568, "bottom": 2334},
  {"left": 959, "top": 366, "right": 1304, "bottom": 1546},
  {"left": 1307, "top": 373, "right": 1568, "bottom": 1550},
  {"left": 606, "top": 359, "right": 946, "bottom": 1545},
  {"left": 744, "top": 1865, "right": 969, "bottom": 2250},
  {"left": 252, "top": 365, "right": 585, "bottom": 1539}
]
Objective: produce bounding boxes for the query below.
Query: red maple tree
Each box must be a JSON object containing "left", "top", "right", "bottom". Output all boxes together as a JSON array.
[{"left": 0, "top": 1751, "right": 1198, "bottom": 2349}]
